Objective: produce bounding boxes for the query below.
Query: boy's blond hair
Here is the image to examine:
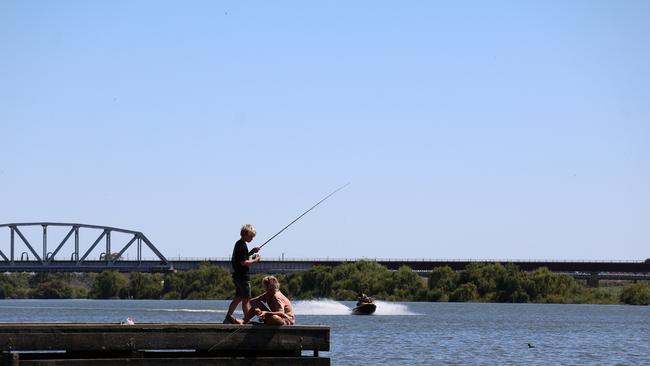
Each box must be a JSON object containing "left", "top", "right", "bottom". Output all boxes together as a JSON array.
[
  {"left": 240, "top": 224, "right": 256, "bottom": 238},
  {"left": 263, "top": 276, "right": 280, "bottom": 292}
]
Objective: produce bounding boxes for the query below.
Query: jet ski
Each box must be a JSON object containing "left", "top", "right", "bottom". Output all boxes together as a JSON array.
[{"left": 352, "top": 301, "right": 376, "bottom": 315}]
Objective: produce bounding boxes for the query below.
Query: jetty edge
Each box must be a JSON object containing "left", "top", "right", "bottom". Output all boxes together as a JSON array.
[{"left": 0, "top": 323, "right": 329, "bottom": 365}]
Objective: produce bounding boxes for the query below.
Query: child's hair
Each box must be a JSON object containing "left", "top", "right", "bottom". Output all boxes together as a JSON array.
[
  {"left": 240, "top": 224, "right": 256, "bottom": 237},
  {"left": 262, "top": 276, "right": 279, "bottom": 292}
]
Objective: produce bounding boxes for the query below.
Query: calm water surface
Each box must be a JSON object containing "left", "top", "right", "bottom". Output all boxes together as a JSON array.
[{"left": 1, "top": 299, "right": 648, "bottom": 365}]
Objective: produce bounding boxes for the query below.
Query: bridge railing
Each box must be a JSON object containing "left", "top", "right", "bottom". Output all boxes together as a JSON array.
[{"left": 164, "top": 257, "right": 647, "bottom": 263}]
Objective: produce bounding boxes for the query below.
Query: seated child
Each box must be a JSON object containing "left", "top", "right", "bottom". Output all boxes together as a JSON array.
[{"left": 244, "top": 276, "right": 295, "bottom": 325}]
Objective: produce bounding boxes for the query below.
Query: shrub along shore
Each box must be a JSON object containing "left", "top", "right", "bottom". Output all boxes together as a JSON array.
[{"left": 0, "top": 261, "right": 648, "bottom": 305}]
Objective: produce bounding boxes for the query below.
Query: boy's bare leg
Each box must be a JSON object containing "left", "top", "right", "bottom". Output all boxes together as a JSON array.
[
  {"left": 224, "top": 297, "right": 250, "bottom": 324},
  {"left": 242, "top": 298, "right": 250, "bottom": 319},
  {"left": 226, "top": 297, "right": 241, "bottom": 318}
]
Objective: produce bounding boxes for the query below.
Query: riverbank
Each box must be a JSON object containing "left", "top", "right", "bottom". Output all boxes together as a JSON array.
[{"left": 1, "top": 261, "right": 648, "bottom": 305}]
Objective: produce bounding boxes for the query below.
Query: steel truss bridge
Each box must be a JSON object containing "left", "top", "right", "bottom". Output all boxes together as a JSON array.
[
  {"left": 0, "top": 223, "right": 169, "bottom": 272},
  {"left": 1, "top": 223, "right": 649, "bottom": 284}
]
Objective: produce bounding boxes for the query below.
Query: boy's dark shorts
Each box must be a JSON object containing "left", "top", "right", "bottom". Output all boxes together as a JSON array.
[{"left": 233, "top": 276, "right": 251, "bottom": 298}]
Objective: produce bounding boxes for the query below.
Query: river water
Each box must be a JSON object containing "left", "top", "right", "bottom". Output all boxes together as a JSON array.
[{"left": 1, "top": 299, "right": 648, "bottom": 365}]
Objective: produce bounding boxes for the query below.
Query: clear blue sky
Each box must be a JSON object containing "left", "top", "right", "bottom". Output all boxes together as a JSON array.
[{"left": 1, "top": 1, "right": 648, "bottom": 260}]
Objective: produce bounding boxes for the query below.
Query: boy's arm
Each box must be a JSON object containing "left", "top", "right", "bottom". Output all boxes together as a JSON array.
[
  {"left": 240, "top": 255, "right": 261, "bottom": 266},
  {"left": 235, "top": 243, "right": 260, "bottom": 266}
]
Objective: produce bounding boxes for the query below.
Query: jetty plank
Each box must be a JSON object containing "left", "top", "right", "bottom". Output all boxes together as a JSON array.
[
  {"left": 15, "top": 357, "right": 329, "bottom": 366},
  {"left": 0, "top": 323, "right": 329, "bottom": 353}
]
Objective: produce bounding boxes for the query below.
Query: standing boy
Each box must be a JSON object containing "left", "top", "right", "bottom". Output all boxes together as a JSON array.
[{"left": 224, "top": 224, "right": 261, "bottom": 324}]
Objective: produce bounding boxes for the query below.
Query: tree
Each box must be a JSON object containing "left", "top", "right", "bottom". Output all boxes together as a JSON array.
[
  {"left": 128, "top": 272, "right": 163, "bottom": 299},
  {"left": 331, "top": 261, "right": 391, "bottom": 300},
  {"left": 284, "top": 273, "right": 302, "bottom": 298},
  {"left": 298, "top": 266, "right": 334, "bottom": 298},
  {"left": 31, "top": 280, "right": 73, "bottom": 299},
  {"left": 620, "top": 283, "right": 650, "bottom": 305},
  {"left": 450, "top": 283, "right": 479, "bottom": 302},
  {"left": 428, "top": 266, "right": 458, "bottom": 293},
  {"left": 0, "top": 274, "right": 14, "bottom": 299},
  {"left": 90, "top": 271, "right": 129, "bottom": 299},
  {"left": 458, "top": 263, "right": 506, "bottom": 298},
  {"left": 162, "top": 264, "right": 233, "bottom": 299},
  {"left": 388, "top": 266, "right": 427, "bottom": 301},
  {"left": 494, "top": 263, "right": 529, "bottom": 302},
  {"left": 525, "top": 267, "right": 582, "bottom": 302}
]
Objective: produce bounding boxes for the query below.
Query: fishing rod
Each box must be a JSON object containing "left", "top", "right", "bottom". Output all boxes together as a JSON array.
[{"left": 249, "top": 182, "right": 350, "bottom": 256}]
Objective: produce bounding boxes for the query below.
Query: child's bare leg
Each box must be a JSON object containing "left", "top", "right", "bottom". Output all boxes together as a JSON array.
[
  {"left": 242, "top": 307, "right": 258, "bottom": 324},
  {"left": 264, "top": 315, "right": 286, "bottom": 325}
]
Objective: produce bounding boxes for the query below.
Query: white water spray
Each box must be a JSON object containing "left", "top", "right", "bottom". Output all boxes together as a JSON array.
[
  {"left": 292, "top": 299, "right": 418, "bottom": 316},
  {"left": 293, "top": 299, "right": 352, "bottom": 315},
  {"left": 372, "top": 301, "right": 418, "bottom": 315}
]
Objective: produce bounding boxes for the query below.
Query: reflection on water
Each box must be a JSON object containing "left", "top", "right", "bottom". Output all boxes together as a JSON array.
[{"left": 1, "top": 299, "right": 649, "bottom": 365}]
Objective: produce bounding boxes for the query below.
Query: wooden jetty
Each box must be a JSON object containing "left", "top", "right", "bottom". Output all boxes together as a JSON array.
[{"left": 0, "top": 323, "right": 329, "bottom": 365}]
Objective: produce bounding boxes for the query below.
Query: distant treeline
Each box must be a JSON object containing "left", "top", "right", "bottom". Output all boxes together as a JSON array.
[{"left": 0, "top": 261, "right": 648, "bottom": 305}]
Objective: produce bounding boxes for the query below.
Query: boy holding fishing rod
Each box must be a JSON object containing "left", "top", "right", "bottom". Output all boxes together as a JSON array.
[
  {"left": 223, "top": 224, "right": 261, "bottom": 324},
  {"left": 223, "top": 184, "right": 348, "bottom": 324}
]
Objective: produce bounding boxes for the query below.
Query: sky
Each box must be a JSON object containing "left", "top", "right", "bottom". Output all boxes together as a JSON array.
[{"left": 1, "top": 1, "right": 648, "bottom": 261}]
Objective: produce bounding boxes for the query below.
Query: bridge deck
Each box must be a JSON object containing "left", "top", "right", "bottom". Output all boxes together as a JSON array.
[{"left": 0, "top": 259, "right": 648, "bottom": 275}]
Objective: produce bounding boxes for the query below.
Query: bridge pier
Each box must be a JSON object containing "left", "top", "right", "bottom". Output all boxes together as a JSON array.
[{"left": 587, "top": 272, "right": 600, "bottom": 288}]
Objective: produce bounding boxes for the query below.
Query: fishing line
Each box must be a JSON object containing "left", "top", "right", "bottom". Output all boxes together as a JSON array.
[
  {"left": 250, "top": 182, "right": 349, "bottom": 255},
  {"left": 208, "top": 326, "right": 246, "bottom": 352}
]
